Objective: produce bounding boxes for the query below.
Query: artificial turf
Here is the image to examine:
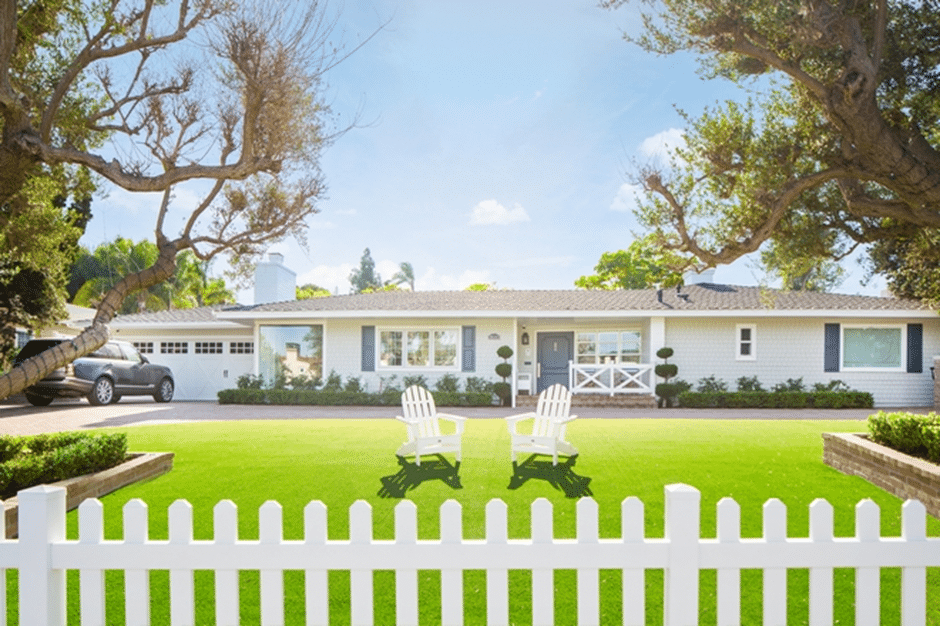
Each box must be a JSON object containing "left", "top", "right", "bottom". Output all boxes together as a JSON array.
[{"left": 13, "top": 418, "right": 940, "bottom": 624}]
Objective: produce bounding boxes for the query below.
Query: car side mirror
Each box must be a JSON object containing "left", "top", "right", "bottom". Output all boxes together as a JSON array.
[{"left": 141, "top": 355, "right": 149, "bottom": 364}]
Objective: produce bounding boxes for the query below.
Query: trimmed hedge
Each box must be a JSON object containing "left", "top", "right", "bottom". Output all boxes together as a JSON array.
[
  {"left": 0, "top": 432, "right": 128, "bottom": 498},
  {"left": 678, "top": 390, "right": 874, "bottom": 409},
  {"left": 217, "top": 388, "right": 496, "bottom": 407},
  {"left": 868, "top": 411, "right": 940, "bottom": 463}
]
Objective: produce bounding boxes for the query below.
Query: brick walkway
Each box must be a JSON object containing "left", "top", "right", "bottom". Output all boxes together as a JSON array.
[{"left": 0, "top": 396, "right": 925, "bottom": 437}]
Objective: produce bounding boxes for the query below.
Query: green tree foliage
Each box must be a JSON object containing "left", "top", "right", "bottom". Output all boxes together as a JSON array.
[
  {"left": 866, "top": 228, "right": 940, "bottom": 305},
  {"left": 0, "top": 176, "right": 91, "bottom": 368},
  {"left": 296, "top": 283, "right": 330, "bottom": 300},
  {"left": 71, "top": 239, "right": 235, "bottom": 314},
  {"left": 604, "top": 0, "right": 940, "bottom": 296},
  {"left": 348, "top": 248, "right": 383, "bottom": 293},
  {"left": 575, "top": 237, "right": 688, "bottom": 289}
]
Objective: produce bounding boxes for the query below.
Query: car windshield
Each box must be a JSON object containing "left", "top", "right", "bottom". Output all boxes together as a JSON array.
[{"left": 13, "top": 340, "right": 63, "bottom": 364}]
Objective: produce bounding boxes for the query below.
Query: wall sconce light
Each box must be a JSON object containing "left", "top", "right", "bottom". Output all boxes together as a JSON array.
[
  {"left": 521, "top": 332, "right": 530, "bottom": 345},
  {"left": 488, "top": 333, "right": 500, "bottom": 340}
]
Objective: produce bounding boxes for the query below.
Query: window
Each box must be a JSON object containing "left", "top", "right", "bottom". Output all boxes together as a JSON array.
[
  {"left": 736, "top": 325, "right": 756, "bottom": 361},
  {"left": 842, "top": 326, "right": 903, "bottom": 370},
  {"left": 576, "top": 331, "right": 641, "bottom": 364},
  {"left": 160, "top": 342, "right": 188, "bottom": 354},
  {"left": 133, "top": 341, "right": 154, "bottom": 354},
  {"left": 259, "top": 325, "right": 323, "bottom": 384},
  {"left": 379, "top": 328, "right": 459, "bottom": 369},
  {"left": 195, "top": 341, "right": 223, "bottom": 354},
  {"left": 230, "top": 341, "right": 254, "bottom": 354}
]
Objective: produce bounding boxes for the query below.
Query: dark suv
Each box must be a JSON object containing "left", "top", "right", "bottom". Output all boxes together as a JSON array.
[{"left": 13, "top": 339, "right": 175, "bottom": 406}]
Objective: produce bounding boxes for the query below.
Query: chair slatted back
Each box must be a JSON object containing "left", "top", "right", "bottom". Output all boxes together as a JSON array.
[
  {"left": 401, "top": 386, "right": 441, "bottom": 437},
  {"left": 533, "top": 384, "right": 572, "bottom": 437}
]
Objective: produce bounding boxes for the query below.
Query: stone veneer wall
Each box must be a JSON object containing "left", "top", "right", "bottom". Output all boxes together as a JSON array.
[
  {"left": 3, "top": 451, "right": 173, "bottom": 538},
  {"left": 823, "top": 432, "right": 940, "bottom": 519}
]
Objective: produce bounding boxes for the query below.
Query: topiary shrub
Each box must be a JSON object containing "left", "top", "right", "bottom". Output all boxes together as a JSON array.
[
  {"left": 654, "top": 347, "right": 680, "bottom": 407},
  {"left": 494, "top": 345, "right": 514, "bottom": 406}
]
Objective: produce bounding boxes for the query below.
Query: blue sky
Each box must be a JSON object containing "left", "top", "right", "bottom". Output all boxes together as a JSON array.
[{"left": 80, "top": 0, "right": 885, "bottom": 302}]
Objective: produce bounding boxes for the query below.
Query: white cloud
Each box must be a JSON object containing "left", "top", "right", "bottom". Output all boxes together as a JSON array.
[
  {"left": 610, "top": 183, "right": 643, "bottom": 213},
  {"left": 639, "top": 128, "right": 685, "bottom": 162},
  {"left": 469, "top": 199, "right": 530, "bottom": 226},
  {"left": 297, "top": 263, "right": 355, "bottom": 293},
  {"left": 416, "top": 267, "right": 492, "bottom": 291}
]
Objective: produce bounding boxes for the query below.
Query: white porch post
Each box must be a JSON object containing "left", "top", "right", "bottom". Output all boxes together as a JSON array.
[{"left": 649, "top": 317, "right": 666, "bottom": 360}]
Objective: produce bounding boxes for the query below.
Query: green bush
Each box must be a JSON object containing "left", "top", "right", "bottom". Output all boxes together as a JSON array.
[
  {"left": 867, "top": 411, "right": 940, "bottom": 460},
  {"left": 736, "top": 376, "right": 764, "bottom": 392},
  {"left": 772, "top": 377, "right": 806, "bottom": 393},
  {"left": 217, "top": 388, "right": 496, "bottom": 407},
  {"left": 696, "top": 375, "right": 728, "bottom": 393},
  {"left": 464, "top": 376, "right": 494, "bottom": 394},
  {"left": 402, "top": 374, "right": 428, "bottom": 389},
  {"left": 678, "top": 390, "right": 873, "bottom": 409},
  {"left": 434, "top": 373, "right": 460, "bottom": 394},
  {"left": 0, "top": 433, "right": 128, "bottom": 498}
]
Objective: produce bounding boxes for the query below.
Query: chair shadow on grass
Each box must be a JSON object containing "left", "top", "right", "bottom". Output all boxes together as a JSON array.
[
  {"left": 507, "top": 455, "right": 593, "bottom": 498},
  {"left": 378, "top": 455, "right": 463, "bottom": 498}
]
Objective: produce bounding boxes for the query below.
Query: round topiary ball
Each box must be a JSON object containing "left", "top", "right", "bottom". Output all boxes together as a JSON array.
[
  {"left": 495, "top": 363, "right": 513, "bottom": 378},
  {"left": 656, "top": 347, "right": 674, "bottom": 360},
  {"left": 497, "top": 345, "right": 514, "bottom": 359}
]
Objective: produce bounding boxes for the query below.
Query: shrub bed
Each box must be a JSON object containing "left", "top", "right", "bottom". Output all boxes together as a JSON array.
[
  {"left": 678, "top": 390, "right": 874, "bottom": 409},
  {"left": 867, "top": 411, "right": 940, "bottom": 463},
  {"left": 217, "top": 388, "right": 495, "bottom": 407},
  {"left": 0, "top": 432, "right": 128, "bottom": 498}
]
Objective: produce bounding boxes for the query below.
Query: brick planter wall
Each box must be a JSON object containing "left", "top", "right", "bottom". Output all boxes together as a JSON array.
[
  {"left": 2, "top": 451, "right": 173, "bottom": 538},
  {"left": 823, "top": 432, "right": 940, "bottom": 519}
]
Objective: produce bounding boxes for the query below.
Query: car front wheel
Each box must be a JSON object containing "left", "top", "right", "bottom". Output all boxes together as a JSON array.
[
  {"left": 88, "top": 376, "right": 114, "bottom": 405},
  {"left": 25, "top": 392, "right": 54, "bottom": 406},
  {"left": 154, "top": 377, "right": 174, "bottom": 403}
]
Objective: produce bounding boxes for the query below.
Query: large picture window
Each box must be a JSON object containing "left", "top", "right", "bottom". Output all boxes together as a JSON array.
[
  {"left": 379, "top": 328, "right": 459, "bottom": 369},
  {"left": 576, "top": 331, "right": 641, "bottom": 364},
  {"left": 259, "top": 325, "right": 323, "bottom": 385},
  {"left": 842, "top": 326, "right": 903, "bottom": 370}
]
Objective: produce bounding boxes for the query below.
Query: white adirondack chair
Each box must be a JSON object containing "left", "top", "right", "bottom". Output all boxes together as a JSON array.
[
  {"left": 395, "top": 386, "right": 467, "bottom": 466},
  {"left": 505, "top": 383, "right": 578, "bottom": 465}
]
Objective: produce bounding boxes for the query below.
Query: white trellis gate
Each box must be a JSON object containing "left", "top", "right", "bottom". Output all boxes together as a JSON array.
[{"left": 0, "top": 483, "right": 938, "bottom": 626}]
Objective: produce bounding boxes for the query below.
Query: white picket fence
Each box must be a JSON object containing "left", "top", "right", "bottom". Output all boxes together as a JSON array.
[{"left": 1, "top": 483, "right": 938, "bottom": 626}]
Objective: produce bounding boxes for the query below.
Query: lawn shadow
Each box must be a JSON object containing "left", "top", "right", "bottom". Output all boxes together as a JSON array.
[
  {"left": 378, "top": 455, "right": 463, "bottom": 498},
  {"left": 507, "top": 455, "right": 593, "bottom": 498}
]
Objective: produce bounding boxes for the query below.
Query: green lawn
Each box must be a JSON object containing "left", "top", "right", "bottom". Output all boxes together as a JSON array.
[{"left": 19, "top": 418, "right": 940, "bottom": 624}]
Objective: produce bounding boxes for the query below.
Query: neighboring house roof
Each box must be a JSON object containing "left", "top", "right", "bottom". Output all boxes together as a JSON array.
[
  {"left": 107, "top": 285, "right": 936, "bottom": 327},
  {"left": 110, "top": 304, "right": 251, "bottom": 329}
]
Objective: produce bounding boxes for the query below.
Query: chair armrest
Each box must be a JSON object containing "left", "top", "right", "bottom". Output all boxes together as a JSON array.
[
  {"left": 395, "top": 415, "right": 417, "bottom": 425},
  {"left": 556, "top": 414, "right": 578, "bottom": 424},
  {"left": 505, "top": 412, "right": 536, "bottom": 434},
  {"left": 437, "top": 413, "right": 467, "bottom": 433}
]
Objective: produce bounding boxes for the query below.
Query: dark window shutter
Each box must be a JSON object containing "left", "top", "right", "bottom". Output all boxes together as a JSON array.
[
  {"left": 824, "top": 323, "right": 840, "bottom": 372},
  {"left": 907, "top": 323, "right": 923, "bottom": 373},
  {"left": 461, "top": 326, "right": 476, "bottom": 372},
  {"left": 361, "top": 326, "right": 375, "bottom": 372}
]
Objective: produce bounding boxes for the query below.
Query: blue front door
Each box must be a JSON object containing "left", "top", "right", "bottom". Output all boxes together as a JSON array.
[{"left": 537, "top": 332, "right": 573, "bottom": 392}]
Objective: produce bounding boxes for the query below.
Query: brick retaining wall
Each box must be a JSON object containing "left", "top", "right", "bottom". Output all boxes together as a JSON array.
[
  {"left": 3, "top": 451, "right": 174, "bottom": 538},
  {"left": 822, "top": 432, "right": 940, "bottom": 519}
]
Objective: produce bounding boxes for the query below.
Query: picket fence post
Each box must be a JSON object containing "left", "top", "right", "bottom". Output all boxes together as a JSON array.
[
  {"left": 664, "top": 484, "right": 699, "bottom": 626},
  {"left": 18, "top": 486, "right": 67, "bottom": 626}
]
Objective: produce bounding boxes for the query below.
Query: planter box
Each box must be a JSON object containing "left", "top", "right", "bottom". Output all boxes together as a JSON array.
[
  {"left": 823, "top": 432, "right": 940, "bottom": 518},
  {"left": 2, "top": 451, "right": 173, "bottom": 538}
]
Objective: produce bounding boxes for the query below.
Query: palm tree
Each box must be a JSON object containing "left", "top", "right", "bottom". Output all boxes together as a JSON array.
[{"left": 390, "top": 262, "right": 415, "bottom": 291}]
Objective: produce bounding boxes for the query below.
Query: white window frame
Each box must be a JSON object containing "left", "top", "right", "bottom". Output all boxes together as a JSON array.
[
  {"left": 575, "top": 329, "right": 642, "bottom": 365},
  {"left": 377, "top": 327, "right": 461, "bottom": 371},
  {"left": 736, "top": 324, "right": 756, "bottom": 361},
  {"left": 841, "top": 324, "right": 906, "bottom": 372}
]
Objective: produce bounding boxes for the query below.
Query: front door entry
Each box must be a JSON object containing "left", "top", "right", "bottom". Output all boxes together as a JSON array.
[{"left": 537, "top": 332, "right": 573, "bottom": 392}]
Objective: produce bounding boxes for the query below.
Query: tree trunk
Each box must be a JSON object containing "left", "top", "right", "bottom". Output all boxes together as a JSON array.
[{"left": 0, "top": 240, "right": 179, "bottom": 401}]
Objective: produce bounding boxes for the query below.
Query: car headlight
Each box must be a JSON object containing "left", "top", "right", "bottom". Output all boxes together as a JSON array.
[{"left": 66, "top": 363, "right": 75, "bottom": 377}]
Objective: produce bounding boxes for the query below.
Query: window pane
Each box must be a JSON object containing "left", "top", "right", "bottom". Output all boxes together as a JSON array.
[
  {"left": 407, "top": 331, "right": 430, "bottom": 366},
  {"left": 577, "top": 337, "right": 597, "bottom": 364},
  {"left": 740, "top": 328, "right": 751, "bottom": 341},
  {"left": 740, "top": 343, "right": 751, "bottom": 356},
  {"left": 381, "top": 331, "right": 402, "bottom": 367},
  {"left": 620, "top": 331, "right": 641, "bottom": 362},
  {"left": 434, "top": 330, "right": 457, "bottom": 366},
  {"left": 259, "top": 325, "right": 323, "bottom": 386},
  {"left": 843, "top": 328, "right": 902, "bottom": 368}
]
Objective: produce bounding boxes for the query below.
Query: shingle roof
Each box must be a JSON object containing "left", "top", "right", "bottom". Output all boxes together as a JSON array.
[
  {"left": 108, "top": 285, "right": 932, "bottom": 325},
  {"left": 231, "top": 284, "right": 931, "bottom": 313}
]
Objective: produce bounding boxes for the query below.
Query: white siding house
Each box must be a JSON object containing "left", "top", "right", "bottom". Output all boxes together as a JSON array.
[{"left": 104, "top": 281, "right": 940, "bottom": 407}]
